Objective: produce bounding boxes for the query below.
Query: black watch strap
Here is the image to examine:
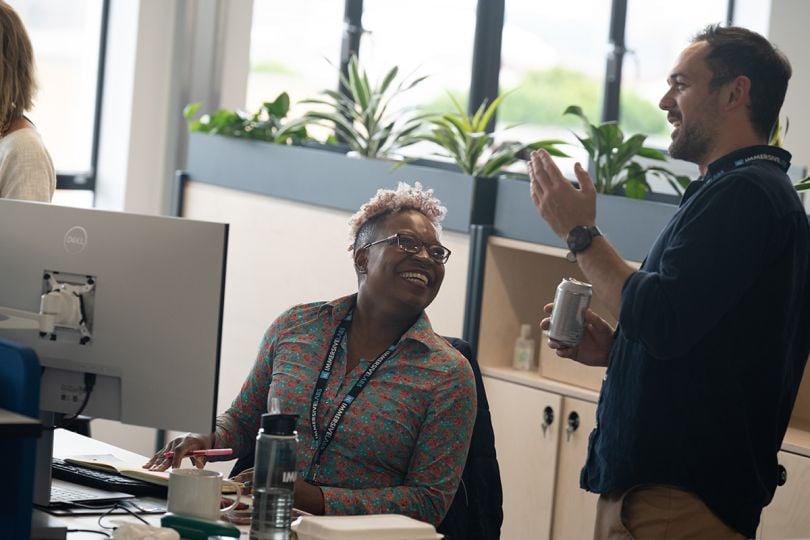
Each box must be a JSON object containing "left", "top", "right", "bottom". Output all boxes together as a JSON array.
[{"left": 566, "top": 226, "right": 602, "bottom": 262}]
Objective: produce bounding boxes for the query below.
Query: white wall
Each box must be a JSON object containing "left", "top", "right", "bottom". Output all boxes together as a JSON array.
[
  {"left": 94, "top": 0, "right": 252, "bottom": 217},
  {"left": 769, "top": 0, "right": 810, "bottom": 173}
]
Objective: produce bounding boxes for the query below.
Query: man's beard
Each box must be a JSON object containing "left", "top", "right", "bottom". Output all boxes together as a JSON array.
[{"left": 668, "top": 118, "right": 714, "bottom": 165}]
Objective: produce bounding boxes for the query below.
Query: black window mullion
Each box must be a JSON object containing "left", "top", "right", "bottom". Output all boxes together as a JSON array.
[
  {"left": 55, "top": 0, "right": 109, "bottom": 193},
  {"left": 726, "top": 0, "right": 736, "bottom": 25},
  {"left": 601, "top": 0, "right": 627, "bottom": 123},
  {"left": 468, "top": 0, "right": 505, "bottom": 133}
]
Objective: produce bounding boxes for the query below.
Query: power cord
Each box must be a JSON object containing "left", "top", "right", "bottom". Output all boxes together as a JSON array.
[{"left": 44, "top": 372, "right": 97, "bottom": 431}]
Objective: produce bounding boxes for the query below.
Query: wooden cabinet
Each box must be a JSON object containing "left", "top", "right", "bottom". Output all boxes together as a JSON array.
[
  {"left": 484, "top": 377, "right": 561, "bottom": 540},
  {"left": 484, "top": 376, "right": 599, "bottom": 540},
  {"left": 551, "top": 397, "right": 599, "bottom": 540},
  {"left": 759, "top": 450, "right": 810, "bottom": 539}
]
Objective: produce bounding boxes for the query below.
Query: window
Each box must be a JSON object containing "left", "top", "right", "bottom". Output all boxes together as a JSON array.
[
  {"left": 359, "top": 0, "right": 476, "bottom": 115},
  {"left": 12, "top": 0, "right": 105, "bottom": 206},
  {"left": 245, "top": 1, "right": 344, "bottom": 118},
  {"left": 498, "top": 0, "right": 612, "bottom": 176},
  {"left": 622, "top": 0, "right": 728, "bottom": 149}
]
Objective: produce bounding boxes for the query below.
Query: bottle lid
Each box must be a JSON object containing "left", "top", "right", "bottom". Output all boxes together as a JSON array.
[
  {"left": 520, "top": 323, "right": 531, "bottom": 338},
  {"left": 261, "top": 413, "right": 298, "bottom": 436}
]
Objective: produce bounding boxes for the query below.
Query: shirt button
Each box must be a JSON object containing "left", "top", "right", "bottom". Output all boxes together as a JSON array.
[{"left": 603, "top": 374, "right": 607, "bottom": 381}]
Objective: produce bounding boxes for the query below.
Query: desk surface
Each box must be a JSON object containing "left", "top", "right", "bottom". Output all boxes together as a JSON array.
[
  {"left": 47, "top": 429, "right": 251, "bottom": 538},
  {"left": 0, "top": 407, "right": 41, "bottom": 438}
]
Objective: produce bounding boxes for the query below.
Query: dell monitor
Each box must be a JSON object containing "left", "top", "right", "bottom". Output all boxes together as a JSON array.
[{"left": 0, "top": 198, "right": 228, "bottom": 506}]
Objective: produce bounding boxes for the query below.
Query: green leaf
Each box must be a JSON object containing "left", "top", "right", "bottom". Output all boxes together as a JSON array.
[
  {"left": 379, "top": 65, "right": 399, "bottom": 95},
  {"left": 263, "top": 92, "right": 291, "bottom": 119},
  {"left": 477, "top": 93, "right": 509, "bottom": 132},
  {"left": 637, "top": 146, "right": 667, "bottom": 161},
  {"left": 183, "top": 102, "right": 201, "bottom": 121},
  {"left": 611, "top": 134, "right": 647, "bottom": 177}
]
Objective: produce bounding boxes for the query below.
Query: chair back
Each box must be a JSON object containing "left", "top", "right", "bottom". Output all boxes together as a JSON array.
[
  {"left": 437, "top": 337, "right": 503, "bottom": 540},
  {"left": 0, "top": 337, "right": 42, "bottom": 539}
]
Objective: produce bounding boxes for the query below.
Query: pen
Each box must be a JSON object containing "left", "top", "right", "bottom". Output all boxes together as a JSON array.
[{"left": 163, "top": 448, "right": 233, "bottom": 458}]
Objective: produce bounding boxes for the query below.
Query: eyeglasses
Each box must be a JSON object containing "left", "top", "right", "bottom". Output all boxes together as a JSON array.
[{"left": 361, "top": 233, "right": 451, "bottom": 264}]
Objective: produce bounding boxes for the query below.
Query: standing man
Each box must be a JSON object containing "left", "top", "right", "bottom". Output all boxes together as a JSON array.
[{"left": 529, "top": 25, "right": 810, "bottom": 539}]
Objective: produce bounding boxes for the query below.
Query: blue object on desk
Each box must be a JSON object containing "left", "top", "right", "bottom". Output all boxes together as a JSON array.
[{"left": 0, "top": 337, "right": 42, "bottom": 540}]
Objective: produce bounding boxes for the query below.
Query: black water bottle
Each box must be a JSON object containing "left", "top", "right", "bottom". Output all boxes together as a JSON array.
[{"left": 250, "top": 413, "right": 298, "bottom": 540}]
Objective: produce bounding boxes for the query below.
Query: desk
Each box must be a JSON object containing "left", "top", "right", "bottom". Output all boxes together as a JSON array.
[
  {"left": 0, "top": 407, "right": 41, "bottom": 438},
  {"left": 44, "top": 429, "right": 250, "bottom": 539}
]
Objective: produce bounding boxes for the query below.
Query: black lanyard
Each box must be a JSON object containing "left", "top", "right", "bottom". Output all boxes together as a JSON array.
[{"left": 306, "top": 310, "right": 401, "bottom": 482}]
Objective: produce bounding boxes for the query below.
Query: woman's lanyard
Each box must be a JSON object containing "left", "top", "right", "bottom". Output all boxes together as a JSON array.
[{"left": 306, "top": 310, "right": 401, "bottom": 483}]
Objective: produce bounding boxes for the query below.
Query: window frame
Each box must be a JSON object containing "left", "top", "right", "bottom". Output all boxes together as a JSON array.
[{"left": 54, "top": 0, "right": 110, "bottom": 192}]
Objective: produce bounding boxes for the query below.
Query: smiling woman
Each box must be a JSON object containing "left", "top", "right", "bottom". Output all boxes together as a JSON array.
[{"left": 145, "top": 182, "right": 477, "bottom": 528}]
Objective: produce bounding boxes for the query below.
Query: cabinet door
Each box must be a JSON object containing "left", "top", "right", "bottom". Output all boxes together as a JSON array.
[
  {"left": 759, "top": 451, "right": 810, "bottom": 539},
  {"left": 552, "top": 397, "right": 600, "bottom": 540},
  {"left": 484, "top": 376, "right": 563, "bottom": 540}
]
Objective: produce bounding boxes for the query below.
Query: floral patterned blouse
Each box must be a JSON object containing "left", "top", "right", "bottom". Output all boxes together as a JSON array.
[{"left": 214, "top": 294, "right": 477, "bottom": 525}]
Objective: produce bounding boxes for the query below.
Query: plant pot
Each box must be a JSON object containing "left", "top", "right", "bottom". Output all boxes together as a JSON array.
[
  {"left": 184, "top": 133, "right": 498, "bottom": 233},
  {"left": 493, "top": 176, "right": 679, "bottom": 262}
]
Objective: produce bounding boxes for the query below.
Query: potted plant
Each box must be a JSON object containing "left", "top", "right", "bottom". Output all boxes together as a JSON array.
[
  {"left": 417, "top": 93, "right": 567, "bottom": 177},
  {"left": 491, "top": 105, "right": 690, "bottom": 261},
  {"left": 182, "top": 74, "right": 495, "bottom": 232},
  {"left": 299, "top": 56, "right": 428, "bottom": 160},
  {"left": 562, "top": 105, "right": 690, "bottom": 199},
  {"left": 183, "top": 92, "right": 309, "bottom": 144}
]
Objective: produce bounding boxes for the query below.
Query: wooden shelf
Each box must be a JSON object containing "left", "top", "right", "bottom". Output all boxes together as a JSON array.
[
  {"left": 783, "top": 419, "right": 810, "bottom": 458},
  {"left": 482, "top": 366, "right": 599, "bottom": 404}
]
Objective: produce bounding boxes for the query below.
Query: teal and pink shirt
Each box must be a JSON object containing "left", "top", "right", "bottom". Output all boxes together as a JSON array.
[{"left": 214, "top": 294, "right": 476, "bottom": 525}]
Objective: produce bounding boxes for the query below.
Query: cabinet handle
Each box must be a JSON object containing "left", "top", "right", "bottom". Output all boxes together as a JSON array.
[
  {"left": 777, "top": 464, "right": 787, "bottom": 487},
  {"left": 541, "top": 406, "right": 554, "bottom": 437},
  {"left": 566, "top": 411, "right": 580, "bottom": 442}
]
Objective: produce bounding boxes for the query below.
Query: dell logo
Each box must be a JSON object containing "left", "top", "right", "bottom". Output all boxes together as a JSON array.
[{"left": 64, "top": 226, "right": 88, "bottom": 253}]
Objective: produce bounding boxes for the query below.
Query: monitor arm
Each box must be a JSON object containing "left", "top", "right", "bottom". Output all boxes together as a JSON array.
[
  {"left": 0, "top": 274, "right": 95, "bottom": 342},
  {"left": 0, "top": 305, "right": 55, "bottom": 335}
]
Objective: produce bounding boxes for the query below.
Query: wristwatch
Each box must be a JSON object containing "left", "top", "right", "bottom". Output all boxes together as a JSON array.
[{"left": 566, "top": 225, "right": 602, "bottom": 262}]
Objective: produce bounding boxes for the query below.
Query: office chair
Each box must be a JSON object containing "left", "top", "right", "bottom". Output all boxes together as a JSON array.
[
  {"left": 0, "top": 337, "right": 42, "bottom": 540},
  {"left": 228, "top": 336, "right": 503, "bottom": 540}
]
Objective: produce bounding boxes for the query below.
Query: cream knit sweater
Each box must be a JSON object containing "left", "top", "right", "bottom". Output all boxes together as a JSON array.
[{"left": 0, "top": 128, "right": 56, "bottom": 202}]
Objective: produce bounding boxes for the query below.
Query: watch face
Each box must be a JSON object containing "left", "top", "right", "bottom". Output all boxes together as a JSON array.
[{"left": 566, "top": 226, "right": 592, "bottom": 252}]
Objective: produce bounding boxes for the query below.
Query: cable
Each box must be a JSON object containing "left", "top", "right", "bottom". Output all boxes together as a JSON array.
[
  {"left": 67, "top": 529, "right": 112, "bottom": 538},
  {"left": 43, "top": 372, "right": 96, "bottom": 431}
]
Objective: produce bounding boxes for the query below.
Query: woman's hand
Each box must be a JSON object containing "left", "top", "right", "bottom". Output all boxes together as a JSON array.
[
  {"left": 230, "top": 467, "right": 254, "bottom": 495},
  {"left": 143, "top": 432, "right": 214, "bottom": 471},
  {"left": 540, "top": 304, "right": 614, "bottom": 367}
]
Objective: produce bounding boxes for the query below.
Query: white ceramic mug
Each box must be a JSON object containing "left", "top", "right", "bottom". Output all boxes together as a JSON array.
[{"left": 167, "top": 468, "right": 242, "bottom": 522}]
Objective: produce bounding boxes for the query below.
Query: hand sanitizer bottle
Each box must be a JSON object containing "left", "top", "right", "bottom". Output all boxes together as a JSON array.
[{"left": 512, "top": 323, "right": 536, "bottom": 371}]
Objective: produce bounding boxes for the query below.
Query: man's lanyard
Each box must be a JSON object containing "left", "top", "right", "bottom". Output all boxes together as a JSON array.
[
  {"left": 682, "top": 146, "right": 791, "bottom": 205},
  {"left": 306, "top": 310, "right": 401, "bottom": 482},
  {"left": 703, "top": 146, "right": 790, "bottom": 184}
]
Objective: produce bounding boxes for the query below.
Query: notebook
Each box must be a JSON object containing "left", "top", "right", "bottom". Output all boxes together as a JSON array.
[
  {"left": 292, "top": 514, "right": 442, "bottom": 540},
  {"left": 63, "top": 454, "right": 240, "bottom": 494}
]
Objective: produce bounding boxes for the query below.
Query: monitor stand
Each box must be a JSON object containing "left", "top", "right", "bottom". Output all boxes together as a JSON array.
[
  {"left": 33, "top": 411, "right": 56, "bottom": 508},
  {"left": 30, "top": 508, "right": 67, "bottom": 540}
]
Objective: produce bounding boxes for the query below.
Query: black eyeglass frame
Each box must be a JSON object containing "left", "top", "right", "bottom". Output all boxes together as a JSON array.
[{"left": 361, "top": 233, "right": 452, "bottom": 264}]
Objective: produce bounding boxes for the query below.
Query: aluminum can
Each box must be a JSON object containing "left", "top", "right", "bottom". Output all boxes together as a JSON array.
[{"left": 547, "top": 278, "right": 593, "bottom": 347}]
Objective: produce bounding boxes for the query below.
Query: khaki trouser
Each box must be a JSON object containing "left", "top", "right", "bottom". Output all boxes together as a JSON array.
[{"left": 594, "top": 485, "right": 748, "bottom": 540}]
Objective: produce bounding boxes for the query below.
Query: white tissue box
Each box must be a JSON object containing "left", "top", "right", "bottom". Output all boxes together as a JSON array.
[{"left": 292, "top": 514, "right": 442, "bottom": 540}]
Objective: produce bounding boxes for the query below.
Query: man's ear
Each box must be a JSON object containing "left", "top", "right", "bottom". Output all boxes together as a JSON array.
[
  {"left": 354, "top": 249, "right": 368, "bottom": 274},
  {"left": 725, "top": 75, "right": 751, "bottom": 111}
]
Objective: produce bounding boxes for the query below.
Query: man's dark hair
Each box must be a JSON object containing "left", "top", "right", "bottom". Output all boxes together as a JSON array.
[{"left": 693, "top": 25, "right": 791, "bottom": 140}]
